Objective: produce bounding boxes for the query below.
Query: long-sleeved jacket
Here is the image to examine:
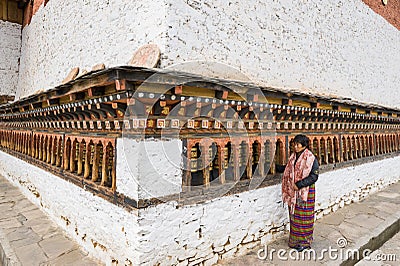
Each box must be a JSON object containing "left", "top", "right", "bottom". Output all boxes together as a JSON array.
[{"left": 276, "top": 156, "right": 319, "bottom": 189}]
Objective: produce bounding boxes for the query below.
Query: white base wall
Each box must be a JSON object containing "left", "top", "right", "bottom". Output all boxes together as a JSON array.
[
  {"left": 315, "top": 156, "right": 400, "bottom": 217},
  {"left": 0, "top": 20, "right": 21, "bottom": 95},
  {"left": 117, "top": 138, "right": 183, "bottom": 201},
  {"left": 137, "top": 155, "right": 400, "bottom": 265},
  {"left": 0, "top": 149, "right": 399, "bottom": 265},
  {"left": 137, "top": 184, "right": 288, "bottom": 266},
  {"left": 0, "top": 151, "right": 141, "bottom": 266}
]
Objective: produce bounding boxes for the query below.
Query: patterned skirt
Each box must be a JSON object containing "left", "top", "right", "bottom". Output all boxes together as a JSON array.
[{"left": 288, "top": 183, "right": 316, "bottom": 248}]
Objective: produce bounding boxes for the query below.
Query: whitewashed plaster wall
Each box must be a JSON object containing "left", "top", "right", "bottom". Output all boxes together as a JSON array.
[
  {"left": 17, "top": 0, "right": 400, "bottom": 108},
  {"left": 161, "top": 0, "right": 400, "bottom": 108},
  {"left": 0, "top": 20, "right": 21, "bottom": 95},
  {"left": 117, "top": 138, "right": 182, "bottom": 201},
  {"left": 137, "top": 155, "right": 400, "bottom": 265},
  {"left": 16, "top": 0, "right": 168, "bottom": 99}
]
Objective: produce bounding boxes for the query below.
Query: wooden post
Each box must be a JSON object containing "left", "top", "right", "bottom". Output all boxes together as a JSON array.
[
  {"left": 383, "top": 135, "right": 386, "bottom": 153},
  {"left": 23, "top": 134, "right": 27, "bottom": 154},
  {"left": 348, "top": 138, "right": 353, "bottom": 160},
  {"left": 322, "top": 138, "right": 328, "bottom": 164},
  {"left": 386, "top": 135, "right": 389, "bottom": 153},
  {"left": 259, "top": 144, "right": 265, "bottom": 177},
  {"left": 51, "top": 138, "right": 56, "bottom": 165},
  {"left": 84, "top": 142, "right": 91, "bottom": 179},
  {"left": 182, "top": 143, "right": 192, "bottom": 191},
  {"left": 43, "top": 137, "right": 47, "bottom": 161},
  {"left": 354, "top": 137, "right": 359, "bottom": 159},
  {"left": 20, "top": 135, "right": 23, "bottom": 153},
  {"left": 110, "top": 144, "right": 116, "bottom": 191},
  {"left": 91, "top": 143, "right": 100, "bottom": 182},
  {"left": 364, "top": 136, "right": 368, "bottom": 157},
  {"left": 21, "top": 135, "right": 24, "bottom": 153},
  {"left": 31, "top": 136, "right": 35, "bottom": 158},
  {"left": 100, "top": 145, "right": 108, "bottom": 186},
  {"left": 268, "top": 141, "right": 275, "bottom": 175},
  {"left": 16, "top": 134, "right": 19, "bottom": 152},
  {"left": 2, "top": 0, "right": 8, "bottom": 20},
  {"left": 46, "top": 138, "right": 52, "bottom": 163},
  {"left": 316, "top": 138, "right": 321, "bottom": 165},
  {"left": 56, "top": 138, "right": 61, "bottom": 167},
  {"left": 219, "top": 145, "right": 225, "bottom": 184},
  {"left": 63, "top": 139, "right": 70, "bottom": 170},
  {"left": 328, "top": 139, "right": 334, "bottom": 163},
  {"left": 233, "top": 143, "right": 240, "bottom": 181},
  {"left": 338, "top": 136, "right": 342, "bottom": 162},
  {"left": 372, "top": 135, "right": 376, "bottom": 156},
  {"left": 77, "top": 142, "right": 84, "bottom": 175},
  {"left": 202, "top": 144, "right": 210, "bottom": 188},
  {"left": 69, "top": 141, "right": 76, "bottom": 172},
  {"left": 376, "top": 135, "right": 379, "bottom": 155},
  {"left": 342, "top": 137, "right": 347, "bottom": 161},
  {"left": 38, "top": 136, "right": 43, "bottom": 160},
  {"left": 247, "top": 144, "right": 252, "bottom": 179}
]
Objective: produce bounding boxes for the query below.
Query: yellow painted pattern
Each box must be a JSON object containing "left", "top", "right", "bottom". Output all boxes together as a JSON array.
[
  {"left": 339, "top": 107, "right": 352, "bottom": 113},
  {"left": 182, "top": 86, "right": 215, "bottom": 98},
  {"left": 318, "top": 104, "right": 333, "bottom": 110},
  {"left": 265, "top": 97, "right": 282, "bottom": 105},
  {"left": 291, "top": 100, "right": 311, "bottom": 108}
]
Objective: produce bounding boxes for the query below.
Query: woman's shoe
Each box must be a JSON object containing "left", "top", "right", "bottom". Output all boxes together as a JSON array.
[{"left": 295, "top": 245, "right": 311, "bottom": 252}]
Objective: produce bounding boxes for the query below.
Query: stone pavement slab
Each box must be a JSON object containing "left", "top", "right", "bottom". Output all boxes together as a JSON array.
[
  {"left": 217, "top": 181, "right": 400, "bottom": 266},
  {"left": 0, "top": 175, "right": 102, "bottom": 265}
]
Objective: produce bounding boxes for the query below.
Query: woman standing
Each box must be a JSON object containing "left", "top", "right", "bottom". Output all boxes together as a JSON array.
[{"left": 280, "top": 134, "right": 319, "bottom": 252}]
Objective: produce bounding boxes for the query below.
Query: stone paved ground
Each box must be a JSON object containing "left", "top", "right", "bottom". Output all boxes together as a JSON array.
[
  {"left": 218, "top": 181, "right": 400, "bottom": 266},
  {"left": 0, "top": 175, "right": 102, "bottom": 265}
]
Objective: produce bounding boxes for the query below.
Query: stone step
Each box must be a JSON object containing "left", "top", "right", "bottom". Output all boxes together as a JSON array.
[{"left": 355, "top": 231, "right": 400, "bottom": 266}]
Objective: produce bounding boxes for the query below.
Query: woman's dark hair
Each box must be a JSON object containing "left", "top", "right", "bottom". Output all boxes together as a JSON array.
[{"left": 293, "top": 134, "right": 309, "bottom": 148}]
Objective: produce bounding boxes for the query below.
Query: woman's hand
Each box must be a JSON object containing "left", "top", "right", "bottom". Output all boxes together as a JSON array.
[{"left": 293, "top": 183, "right": 299, "bottom": 191}]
